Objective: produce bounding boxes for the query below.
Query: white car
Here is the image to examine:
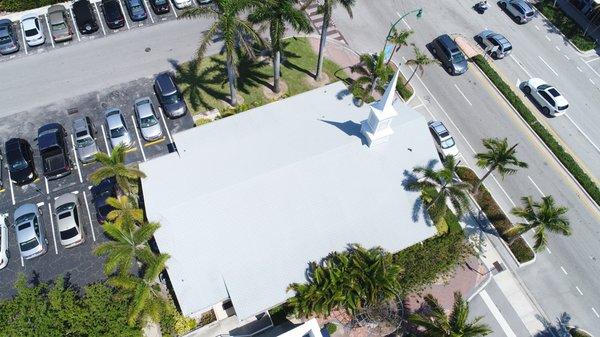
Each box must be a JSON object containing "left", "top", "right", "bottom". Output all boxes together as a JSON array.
[
  {"left": 0, "top": 214, "right": 9, "bottom": 270},
  {"left": 172, "top": 0, "right": 192, "bottom": 9},
  {"left": 428, "top": 121, "right": 459, "bottom": 158},
  {"left": 55, "top": 193, "right": 85, "bottom": 248},
  {"left": 134, "top": 97, "right": 163, "bottom": 142},
  {"left": 523, "top": 78, "right": 569, "bottom": 116},
  {"left": 105, "top": 108, "right": 133, "bottom": 148},
  {"left": 21, "top": 14, "right": 45, "bottom": 47}
]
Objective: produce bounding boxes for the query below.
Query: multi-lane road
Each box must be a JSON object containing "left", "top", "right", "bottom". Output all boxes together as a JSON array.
[{"left": 333, "top": 0, "right": 600, "bottom": 334}]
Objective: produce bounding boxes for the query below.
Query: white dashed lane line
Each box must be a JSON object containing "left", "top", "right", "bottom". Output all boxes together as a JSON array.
[
  {"left": 576, "top": 286, "right": 583, "bottom": 296},
  {"left": 592, "top": 307, "right": 600, "bottom": 318},
  {"left": 527, "top": 176, "right": 545, "bottom": 197},
  {"left": 454, "top": 84, "right": 472, "bottom": 106},
  {"left": 509, "top": 54, "right": 532, "bottom": 78},
  {"left": 545, "top": 35, "right": 551, "bottom": 41},
  {"left": 564, "top": 114, "right": 600, "bottom": 154},
  {"left": 538, "top": 55, "right": 559, "bottom": 77},
  {"left": 561, "top": 266, "right": 568, "bottom": 275}
]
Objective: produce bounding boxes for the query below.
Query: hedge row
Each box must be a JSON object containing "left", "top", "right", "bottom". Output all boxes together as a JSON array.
[
  {"left": 472, "top": 55, "right": 600, "bottom": 207},
  {"left": 457, "top": 166, "right": 535, "bottom": 263},
  {"left": 0, "top": 0, "right": 63, "bottom": 12},
  {"left": 534, "top": 0, "right": 596, "bottom": 52}
]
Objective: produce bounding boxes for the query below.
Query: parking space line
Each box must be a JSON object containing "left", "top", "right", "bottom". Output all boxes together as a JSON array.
[
  {"left": 538, "top": 56, "right": 558, "bottom": 77},
  {"left": 7, "top": 170, "right": 16, "bottom": 205},
  {"left": 117, "top": 0, "right": 131, "bottom": 30},
  {"left": 131, "top": 115, "right": 147, "bottom": 161},
  {"left": 19, "top": 21, "right": 29, "bottom": 55},
  {"left": 143, "top": 0, "right": 155, "bottom": 23},
  {"left": 47, "top": 203, "right": 59, "bottom": 255},
  {"left": 70, "top": 134, "right": 84, "bottom": 183},
  {"left": 454, "top": 84, "right": 472, "bottom": 106},
  {"left": 82, "top": 191, "right": 97, "bottom": 242},
  {"left": 69, "top": 7, "right": 82, "bottom": 42},
  {"left": 172, "top": 6, "right": 178, "bottom": 18},
  {"left": 527, "top": 176, "right": 546, "bottom": 197},
  {"left": 44, "top": 14, "right": 55, "bottom": 48},
  {"left": 20, "top": 255, "right": 24, "bottom": 267},
  {"left": 100, "top": 124, "right": 111, "bottom": 155},
  {"left": 158, "top": 107, "right": 174, "bottom": 144},
  {"left": 94, "top": 2, "right": 108, "bottom": 36},
  {"left": 44, "top": 177, "right": 49, "bottom": 194}
]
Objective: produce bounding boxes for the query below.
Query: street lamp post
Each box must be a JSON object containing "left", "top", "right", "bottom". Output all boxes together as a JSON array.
[{"left": 381, "top": 8, "right": 423, "bottom": 57}]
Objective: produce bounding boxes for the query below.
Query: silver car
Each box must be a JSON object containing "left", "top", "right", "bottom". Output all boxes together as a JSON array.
[
  {"left": 0, "top": 19, "right": 20, "bottom": 55},
  {"left": 48, "top": 5, "right": 73, "bottom": 42},
  {"left": 73, "top": 116, "right": 98, "bottom": 163},
  {"left": 476, "top": 30, "right": 512, "bottom": 59},
  {"left": 55, "top": 193, "right": 85, "bottom": 248},
  {"left": 0, "top": 214, "right": 9, "bottom": 270},
  {"left": 14, "top": 204, "right": 47, "bottom": 260},
  {"left": 134, "top": 97, "right": 163, "bottom": 142},
  {"left": 105, "top": 108, "right": 133, "bottom": 149}
]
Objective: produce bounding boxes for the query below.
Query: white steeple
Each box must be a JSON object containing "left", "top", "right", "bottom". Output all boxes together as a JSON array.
[{"left": 360, "top": 69, "right": 400, "bottom": 147}]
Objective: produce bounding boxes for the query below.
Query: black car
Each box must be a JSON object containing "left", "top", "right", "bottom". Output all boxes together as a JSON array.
[
  {"left": 102, "top": 0, "right": 125, "bottom": 29},
  {"left": 5, "top": 138, "right": 37, "bottom": 186},
  {"left": 38, "top": 123, "right": 71, "bottom": 180},
  {"left": 72, "top": 0, "right": 99, "bottom": 34},
  {"left": 154, "top": 72, "right": 187, "bottom": 118},
  {"left": 91, "top": 177, "right": 117, "bottom": 223},
  {"left": 125, "top": 0, "right": 148, "bottom": 21},
  {"left": 149, "top": 0, "right": 170, "bottom": 14}
]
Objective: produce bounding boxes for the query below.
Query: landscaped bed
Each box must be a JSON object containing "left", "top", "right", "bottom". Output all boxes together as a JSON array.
[{"left": 535, "top": 0, "right": 596, "bottom": 51}]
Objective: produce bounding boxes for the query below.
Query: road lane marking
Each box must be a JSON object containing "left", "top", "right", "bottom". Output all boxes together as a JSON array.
[
  {"left": 545, "top": 35, "right": 551, "bottom": 41},
  {"left": 509, "top": 54, "right": 532, "bottom": 78},
  {"left": 19, "top": 21, "right": 28, "bottom": 55},
  {"left": 94, "top": 2, "right": 107, "bottom": 35},
  {"left": 70, "top": 134, "right": 83, "bottom": 183},
  {"left": 585, "top": 56, "right": 600, "bottom": 63},
  {"left": 582, "top": 57, "right": 600, "bottom": 78},
  {"left": 527, "top": 176, "right": 546, "bottom": 197},
  {"left": 591, "top": 78, "right": 596, "bottom": 85},
  {"left": 7, "top": 170, "right": 15, "bottom": 205},
  {"left": 563, "top": 54, "right": 570, "bottom": 60},
  {"left": 546, "top": 247, "right": 551, "bottom": 254},
  {"left": 117, "top": 0, "right": 131, "bottom": 30},
  {"left": 555, "top": 46, "right": 560, "bottom": 51},
  {"left": 593, "top": 307, "right": 600, "bottom": 318},
  {"left": 47, "top": 203, "right": 59, "bottom": 254},
  {"left": 396, "top": 12, "right": 411, "bottom": 29},
  {"left": 490, "top": 174, "right": 516, "bottom": 206},
  {"left": 576, "top": 286, "right": 583, "bottom": 295},
  {"left": 158, "top": 107, "right": 174, "bottom": 144},
  {"left": 480, "top": 290, "right": 517, "bottom": 337},
  {"left": 538, "top": 56, "right": 559, "bottom": 76},
  {"left": 69, "top": 7, "right": 81, "bottom": 41},
  {"left": 131, "top": 115, "right": 147, "bottom": 162},
  {"left": 560, "top": 266, "right": 568, "bottom": 275},
  {"left": 100, "top": 124, "right": 111, "bottom": 155},
  {"left": 417, "top": 96, "right": 437, "bottom": 119},
  {"left": 535, "top": 25, "right": 540, "bottom": 30},
  {"left": 412, "top": 103, "right": 425, "bottom": 110},
  {"left": 577, "top": 66, "right": 583, "bottom": 72},
  {"left": 454, "top": 84, "right": 472, "bottom": 106},
  {"left": 565, "top": 114, "right": 600, "bottom": 154},
  {"left": 44, "top": 14, "right": 55, "bottom": 48},
  {"left": 44, "top": 177, "right": 49, "bottom": 194},
  {"left": 82, "top": 190, "right": 96, "bottom": 242}
]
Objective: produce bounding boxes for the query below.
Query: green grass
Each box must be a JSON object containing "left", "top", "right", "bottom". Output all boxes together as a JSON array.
[
  {"left": 175, "top": 37, "right": 348, "bottom": 117},
  {"left": 535, "top": 0, "right": 596, "bottom": 51},
  {"left": 0, "top": 0, "right": 63, "bottom": 12}
]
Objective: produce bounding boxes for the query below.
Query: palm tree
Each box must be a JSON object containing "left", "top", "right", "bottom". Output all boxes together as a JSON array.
[
  {"left": 473, "top": 138, "right": 528, "bottom": 194},
  {"left": 181, "top": 0, "right": 264, "bottom": 106},
  {"left": 404, "top": 44, "right": 439, "bottom": 87},
  {"left": 406, "top": 156, "right": 472, "bottom": 229},
  {"left": 248, "top": 0, "right": 313, "bottom": 93},
  {"left": 106, "top": 196, "right": 144, "bottom": 230},
  {"left": 505, "top": 196, "right": 571, "bottom": 251},
  {"left": 94, "top": 221, "right": 160, "bottom": 276},
  {"left": 348, "top": 52, "right": 394, "bottom": 102},
  {"left": 409, "top": 292, "right": 492, "bottom": 336},
  {"left": 109, "top": 252, "right": 170, "bottom": 325},
  {"left": 90, "top": 144, "right": 146, "bottom": 195},
  {"left": 385, "top": 27, "right": 413, "bottom": 65}
]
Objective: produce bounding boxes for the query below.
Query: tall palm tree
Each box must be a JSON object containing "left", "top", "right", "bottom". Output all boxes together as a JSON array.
[
  {"left": 473, "top": 138, "right": 528, "bottom": 194},
  {"left": 94, "top": 221, "right": 160, "bottom": 276},
  {"left": 404, "top": 44, "right": 439, "bottom": 87},
  {"left": 348, "top": 52, "right": 393, "bottom": 102},
  {"left": 409, "top": 292, "right": 492, "bottom": 336},
  {"left": 505, "top": 196, "right": 571, "bottom": 251},
  {"left": 385, "top": 27, "right": 413, "bottom": 65},
  {"left": 406, "top": 156, "right": 472, "bottom": 229},
  {"left": 109, "top": 252, "right": 170, "bottom": 325},
  {"left": 90, "top": 144, "right": 146, "bottom": 195},
  {"left": 181, "top": 0, "right": 264, "bottom": 106},
  {"left": 106, "top": 196, "right": 144, "bottom": 230},
  {"left": 248, "top": 0, "right": 313, "bottom": 93}
]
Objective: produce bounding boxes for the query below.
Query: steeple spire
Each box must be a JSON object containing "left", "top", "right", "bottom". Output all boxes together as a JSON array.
[{"left": 360, "top": 69, "right": 401, "bottom": 147}]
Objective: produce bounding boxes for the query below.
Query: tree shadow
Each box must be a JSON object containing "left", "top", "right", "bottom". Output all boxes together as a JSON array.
[
  {"left": 401, "top": 159, "right": 439, "bottom": 226},
  {"left": 534, "top": 312, "right": 572, "bottom": 337},
  {"left": 281, "top": 40, "right": 314, "bottom": 78},
  {"left": 168, "top": 58, "right": 228, "bottom": 111}
]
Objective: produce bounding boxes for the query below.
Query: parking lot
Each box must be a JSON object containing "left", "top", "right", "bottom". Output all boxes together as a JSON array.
[
  {"left": 1, "top": 0, "right": 197, "bottom": 62},
  {"left": 0, "top": 76, "right": 194, "bottom": 297}
]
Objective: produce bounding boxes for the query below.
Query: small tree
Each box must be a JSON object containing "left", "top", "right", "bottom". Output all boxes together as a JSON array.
[
  {"left": 90, "top": 144, "right": 146, "bottom": 196},
  {"left": 386, "top": 27, "right": 413, "bottom": 65},
  {"left": 349, "top": 52, "right": 393, "bottom": 102},
  {"left": 473, "top": 138, "right": 528, "bottom": 194},
  {"left": 404, "top": 44, "right": 438, "bottom": 87},
  {"left": 105, "top": 196, "right": 144, "bottom": 230}
]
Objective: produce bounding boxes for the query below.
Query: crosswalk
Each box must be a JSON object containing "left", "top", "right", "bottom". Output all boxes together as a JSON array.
[{"left": 303, "top": 1, "right": 348, "bottom": 45}]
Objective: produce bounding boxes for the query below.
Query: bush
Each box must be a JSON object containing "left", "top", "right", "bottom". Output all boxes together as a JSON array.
[
  {"left": 472, "top": 55, "right": 600, "bottom": 207},
  {"left": 534, "top": 0, "right": 596, "bottom": 51},
  {"left": 161, "top": 302, "right": 198, "bottom": 337},
  {"left": 269, "top": 303, "right": 292, "bottom": 325},
  {"left": 198, "top": 310, "right": 216, "bottom": 327},
  {"left": 0, "top": 0, "right": 63, "bottom": 12},
  {"left": 325, "top": 322, "right": 338, "bottom": 335},
  {"left": 457, "top": 166, "right": 535, "bottom": 263},
  {"left": 396, "top": 80, "right": 413, "bottom": 101},
  {"left": 570, "top": 328, "right": 593, "bottom": 337}
]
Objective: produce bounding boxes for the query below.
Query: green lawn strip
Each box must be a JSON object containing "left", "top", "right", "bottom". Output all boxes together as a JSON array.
[
  {"left": 395, "top": 77, "right": 413, "bottom": 101},
  {"left": 472, "top": 55, "right": 600, "bottom": 206},
  {"left": 534, "top": 0, "right": 596, "bottom": 51},
  {"left": 0, "top": 0, "right": 63, "bottom": 12},
  {"left": 457, "top": 166, "right": 535, "bottom": 263}
]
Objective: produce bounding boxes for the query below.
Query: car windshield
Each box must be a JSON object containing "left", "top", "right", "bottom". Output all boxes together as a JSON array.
[
  {"left": 163, "top": 92, "right": 180, "bottom": 104},
  {"left": 452, "top": 53, "right": 465, "bottom": 63},
  {"left": 132, "top": 3, "right": 143, "bottom": 11},
  {"left": 140, "top": 115, "right": 158, "bottom": 128},
  {"left": 20, "top": 237, "right": 39, "bottom": 252},
  {"left": 25, "top": 27, "right": 38, "bottom": 37},
  {"left": 60, "top": 227, "right": 79, "bottom": 240},
  {"left": 51, "top": 21, "right": 66, "bottom": 30},
  {"left": 56, "top": 202, "right": 75, "bottom": 214},
  {"left": 16, "top": 213, "right": 35, "bottom": 225},
  {"left": 0, "top": 35, "right": 10, "bottom": 44},
  {"left": 441, "top": 137, "right": 456, "bottom": 149},
  {"left": 9, "top": 157, "right": 27, "bottom": 170},
  {"left": 548, "top": 88, "right": 561, "bottom": 97},
  {"left": 76, "top": 135, "right": 94, "bottom": 148},
  {"left": 155, "top": 0, "right": 167, "bottom": 4},
  {"left": 110, "top": 126, "right": 126, "bottom": 138}
]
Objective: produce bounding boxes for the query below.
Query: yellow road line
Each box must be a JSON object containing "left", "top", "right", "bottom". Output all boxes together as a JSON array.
[{"left": 144, "top": 137, "right": 165, "bottom": 147}]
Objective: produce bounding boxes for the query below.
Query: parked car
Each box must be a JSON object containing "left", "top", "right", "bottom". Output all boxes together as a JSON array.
[
  {"left": 428, "top": 121, "right": 459, "bottom": 158},
  {"left": 72, "top": 0, "right": 99, "bottom": 34},
  {"left": 5, "top": 138, "right": 37, "bottom": 186},
  {"left": 197, "top": 0, "right": 212, "bottom": 4},
  {"left": 172, "top": 0, "right": 193, "bottom": 9},
  {"left": 476, "top": 30, "right": 512, "bottom": 59},
  {"left": 154, "top": 72, "right": 187, "bottom": 118},
  {"left": 91, "top": 177, "right": 117, "bottom": 223},
  {"left": 47, "top": 5, "right": 73, "bottom": 42},
  {"left": 14, "top": 204, "right": 47, "bottom": 260},
  {"left": 0, "top": 19, "right": 20, "bottom": 55},
  {"left": 149, "top": 0, "right": 170, "bottom": 14},
  {"left": 499, "top": 0, "right": 534, "bottom": 23},
  {"left": 105, "top": 108, "right": 133, "bottom": 148},
  {"left": 430, "top": 34, "right": 467, "bottom": 75},
  {"left": 0, "top": 214, "right": 9, "bottom": 270},
  {"left": 523, "top": 78, "right": 569, "bottom": 116},
  {"left": 102, "top": 0, "right": 126, "bottom": 29},
  {"left": 38, "top": 123, "right": 71, "bottom": 180},
  {"left": 125, "top": 0, "right": 148, "bottom": 21},
  {"left": 0, "top": 149, "right": 3, "bottom": 189},
  {"left": 21, "top": 14, "right": 45, "bottom": 47},
  {"left": 73, "top": 116, "right": 99, "bottom": 163},
  {"left": 55, "top": 193, "right": 85, "bottom": 248},
  {"left": 134, "top": 97, "right": 163, "bottom": 141}
]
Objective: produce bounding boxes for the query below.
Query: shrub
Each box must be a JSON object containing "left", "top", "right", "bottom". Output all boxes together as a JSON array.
[
  {"left": 457, "top": 166, "right": 535, "bottom": 263},
  {"left": 472, "top": 55, "right": 600, "bottom": 207},
  {"left": 0, "top": 0, "right": 63, "bottom": 12},
  {"left": 396, "top": 80, "right": 413, "bottom": 101},
  {"left": 198, "top": 310, "right": 216, "bottom": 327},
  {"left": 325, "top": 322, "right": 338, "bottom": 335},
  {"left": 195, "top": 118, "right": 212, "bottom": 126},
  {"left": 161, "top": 302, "right": 198, "bottom": 337},
  {"left": 570, "top": 328, "right": 593, "bottom": 337},
  {"left": 534, "top": 0, "right": 596, "bottom": 51}
]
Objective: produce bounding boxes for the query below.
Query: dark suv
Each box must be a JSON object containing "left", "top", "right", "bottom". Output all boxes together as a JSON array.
[
  {"left": 102, "top": 0, "right": 125, "bottom": 29},
  {"left": 431, "top": 34, "right": 468, "bottom": 76},
  {"left": 91, "top": 177, "right": 117, "bottom": 223},
  {"left": 72, "top": 0, "right": 99, "bottom": 34},
  {"left": 154, "top": 72, "right": 187, "bottom": 118},
  {"left": 5, "top": 138, "right": 37, "bottom": 186},
  {"left": 37, "top": 123, "right": 71, "bottom": 180},
  {"left": 149, "top": 0, "right": 170, "bottom": 15}
]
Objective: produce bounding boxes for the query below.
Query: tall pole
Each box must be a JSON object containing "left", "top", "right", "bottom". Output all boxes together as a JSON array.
[{"left": 381, "top": 8, "right": 423, "bottom": 56}]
